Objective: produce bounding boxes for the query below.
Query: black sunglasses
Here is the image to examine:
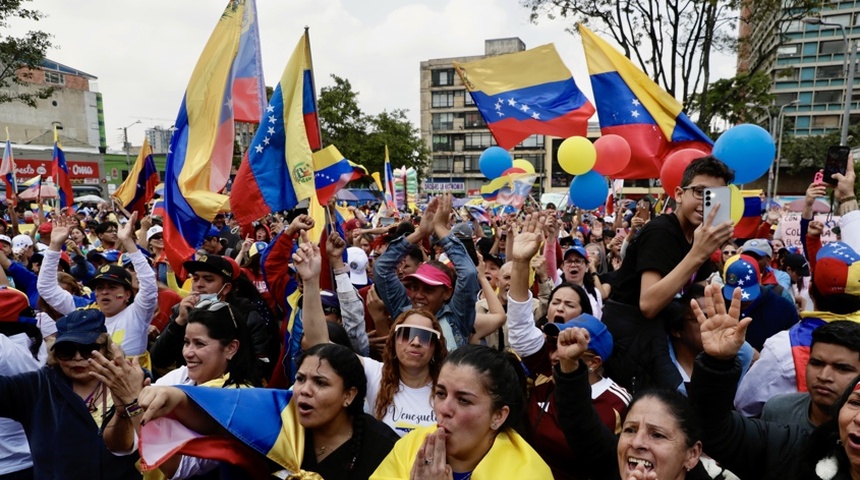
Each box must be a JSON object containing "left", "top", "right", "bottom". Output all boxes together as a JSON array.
[
  {"left": 195, "top": 299, "right": 237, "bottom": 329},
  {"left": 54, "top": 342, "right": 104, "bottom": 361}
]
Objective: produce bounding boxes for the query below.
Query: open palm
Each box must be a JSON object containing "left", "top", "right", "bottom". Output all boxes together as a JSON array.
[{"left": 692, "top": 285, "right": 752, "bottom": 361}]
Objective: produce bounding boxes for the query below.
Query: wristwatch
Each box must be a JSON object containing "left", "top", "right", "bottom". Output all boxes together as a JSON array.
[{"left": 120, "top": 399, "right": 144, "bottom": 419}]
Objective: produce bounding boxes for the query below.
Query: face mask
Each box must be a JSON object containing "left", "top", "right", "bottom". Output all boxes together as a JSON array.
[{"left": 196, "top": 283, "right": 227, "bottom": 305}]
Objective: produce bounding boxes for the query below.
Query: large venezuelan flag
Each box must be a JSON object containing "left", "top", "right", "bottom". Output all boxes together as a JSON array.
[
  {"left": 112, "top": 138, "right": 159, "bottom": 217},
  {"left": 580, "top": 25, "right": 713, "bottom": 180},
  {"left": 453, "top": 44, "right": 594, "bottom": 150},
  {"left": 140, "top": 386, "right": 304, "bottom": 479},
  {"left": 163, "top": 0, "right": 265, "bottom": 274},
  {"left": 52, "top": 130, "right": 73, "bottom": 209},
  {"left": 0, "top": 139, "right": 16, "bottom": 206},
  {"left": 313, "top": 145, "right": 352, "bottom": 205},
  {"left": 231, "top": 31, "right": 319, "bottom": 227}
]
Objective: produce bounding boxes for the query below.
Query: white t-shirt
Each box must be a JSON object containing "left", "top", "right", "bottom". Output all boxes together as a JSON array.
[
  {"left": 0, "top": 334, "right": 43, "bottom": 474},
  {"left": 363, "top": 357, "right": 435, "bottom": 437}
]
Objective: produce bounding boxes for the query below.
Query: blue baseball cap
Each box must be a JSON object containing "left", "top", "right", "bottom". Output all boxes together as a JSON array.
[
  {"left": 204, "top": 226, "right": 221, "bottom": 239},
  {"left": 54, "top": 310, "right": 107, "bottom": 346},
  {"left": 722, "top": 254, "right": 761, "bottom": 302},
  {"left": 542, "top": 314, "right": 613, "bottom": 361},
  {"left": 563, "top": 245, "right": 588, "bottom": 261}
]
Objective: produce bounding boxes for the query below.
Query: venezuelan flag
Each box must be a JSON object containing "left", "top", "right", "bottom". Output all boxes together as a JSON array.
[
  {"left": 112, "top": 138, "right": 159, "bottom": 217},
  {"left": 580, "top": 25, "right": 713, "bottom": 180},
  {"left": 480, "top": 176, "right": 508, "bottom": 202},
  {"left": 349, "top": 160, "right": 369, "bottom": 182},
  {"left": 313, "top": 145, "right": 352, "bottom": 205},
  {"left": 230, "top": 0, "right": 266, "bottom": 124},
  {"left": 163, "top": 0, "right": 264, "bottom": 274},
  {"left": 140, "top": 386, "right": 304, "bottom": 479},
  {"left": 1, "top": 138, "right": 16, "bottom": 206},
  {"left": 734, "top": 190, "right": 763, "bottom": 239},
  {"left": 19, "top": 175, "right": 41, "bottom": 199},
  {"left": 231, "top": 31, "right": 319, "bottom": 227},
  {"left": 453, "top": 44, "right": 594, "bottom": 150},
  {"left": 52, "top": 130, "right": 73, "bottom": 209}
]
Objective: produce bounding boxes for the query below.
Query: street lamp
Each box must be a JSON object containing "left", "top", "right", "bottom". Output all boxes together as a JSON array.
[
  {"left": 119, "top": 120, "right": 141, "bottom": 169},
  {"left": 803, "top": 16, "right": 856, "bottom": 146},
  {"left": 773, "top": 100, "right": 800, "bottom": 199}
]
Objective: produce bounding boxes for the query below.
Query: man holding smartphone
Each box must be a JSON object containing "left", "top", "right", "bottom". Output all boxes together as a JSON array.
[{"left": 602, "top": 155, "right": 736, "bottom": 392}]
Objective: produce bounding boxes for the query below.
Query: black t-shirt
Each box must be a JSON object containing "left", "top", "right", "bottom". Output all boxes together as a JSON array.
[
  {"left": 610, "top": 214, "right": 703, "bottom": 309},
  {"left": 300, "top": 413, "right": 400, "bottom": 480}
]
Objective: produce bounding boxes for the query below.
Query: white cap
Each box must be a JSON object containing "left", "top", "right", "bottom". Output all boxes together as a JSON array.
[
  {"left": 347, "top": 247, "right": 368, "bottom": 286},
  {"left": 12, "top": 234, "right": 32, "bottom": 256},
  {"left": 0, "top": 235, "right": 11, "bottom": 246},
  {"left": 147, "top": 225, "right": 164, "bottom": 241}
]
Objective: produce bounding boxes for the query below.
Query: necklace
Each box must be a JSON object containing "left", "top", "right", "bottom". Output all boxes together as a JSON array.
[
  {"left": 83, "top": 382, "right": 104, "bottom": 413},
  {"left": 314, "top": 429, "right": 353, "bottom": 459}
]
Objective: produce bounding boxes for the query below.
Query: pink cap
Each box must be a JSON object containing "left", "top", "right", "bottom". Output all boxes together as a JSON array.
[{"left": 403, "top": 263, "right": 452, "bottom": 289}]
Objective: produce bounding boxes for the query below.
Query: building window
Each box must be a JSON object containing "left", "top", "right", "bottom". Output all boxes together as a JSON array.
[
  {"left": 464, "top": 132, "right": 495, "bottom": 150},
  {"left": 45, "top": 71, "right": 64, "bottom": 84},
  {"left": 431, "top": 91, "right": 454, "bottom": 108},
  {"left": 464, "top": 111, "right": 486, "bottom": 128},
  {"left": 783, "top": 19, "right": 803, "bottom": 32},
  {"left": 432, "top": 69, "right": 455, "bottom": 87},
  {"left": 433, "top": 134, "right": 453, "bottom": 151},
  {"left": 432, "top": 113, "right": 454, "bottom": 130},
  {"left": 777, "top": 44, "right": 800, "bottom": 57},
  {"left": 817, "top": 65, "right": 843, "bottom": 79},
  {"left": 825, "top": 13, "right": 851, "bottom": 27},
  {"left": 464, "top": 155, "right": 481, "bottom": 172},
  {"left": 774, "top": 67, "right": 799, "bottom": 81},
  {"left": 814, "top": 90, "right": 842, "bottom": 104},
  {"left": 433, "top": 156, "right": 454, "bottom": 172},
  {"left": 812, "top": 115, "right": 840, "bottom": 128},
  {"left": 819, "top": 40, "right": 845, "bottom": 55},
  {"left": 516, "top": 134, "right": 545, "bottom": 149},
  {"left": 775, "top": 92, "right": 798, "bottom": 106},
  {"left": 464, "top": 93, "right": 475, "bottom": 106}
]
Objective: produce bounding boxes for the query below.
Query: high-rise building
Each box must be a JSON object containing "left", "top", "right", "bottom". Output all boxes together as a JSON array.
[
  {"left": 145, "top": 126, "right": 174, "bottom": 154},
  {"left": 419, "top": 38, "right": 552, "bottom": 196}
]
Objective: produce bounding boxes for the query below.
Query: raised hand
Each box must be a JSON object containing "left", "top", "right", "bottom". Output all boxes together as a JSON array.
[
  {"left": 834, "top": 152, "right": 857, "bottom": 202},
  {"left": 88, "top": 351, "right": 145, "bottom": 406},
  {"left": 49, "top": 215, "right": 74, "bottom": 250},
  {"left": 292, "top": 230, "right": 321, "bottom": 281},
  {"left": 692, "top": 285, "right": 752, "bottom": 361},
  {"left": 416, "top": 198, "right": 438, "bottom": 239},
  {"left": 411, "top": 427, "right": 452, "bottom": 480},
  {"left": 117, "top": 211, "right": 138, "bottom": 249},
  {"left": 692, "top": 205, "right": 734, "bottom": 262},
  {"left": 510, "top": 213, "right": 544, "bottom": 262},
  {"left": 556, "top": 326, "right": 590, "bottom": 374},
  {"left": 433, "top": 193, "right": 453, "bottom": 238},
  {"left": 285, "top": 214, "right": 314, "bottom": 237},
  {"left": 808, "top": 220, "right": 824, "bottom": 237},
  {"left": 326, "top": 231, "right": 347, "bottom": 261}
]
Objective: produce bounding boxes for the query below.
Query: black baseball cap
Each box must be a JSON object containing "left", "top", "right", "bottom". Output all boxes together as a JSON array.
[
  {"left": 183, "top": 253, "right": 237, "bottom": 281},
  {"left": 87, "top": 265, "right": 133, "bottom": 290}
]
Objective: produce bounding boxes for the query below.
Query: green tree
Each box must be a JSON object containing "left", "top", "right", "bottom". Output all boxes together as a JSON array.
[
  {"left": 0, "top": 0, "right": 55, "bottom": 107},
  {"left": 317, "top": 74, "right": 429, "bottom": 178},
  {"left": 780, "top": 122, "right": 860, "bottom": 176},
  {"left": 523, "top": 0, "right": 818, "bottom": 131}
]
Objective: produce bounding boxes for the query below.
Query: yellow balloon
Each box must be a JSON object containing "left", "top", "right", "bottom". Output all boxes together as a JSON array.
[
  {"left": 728, "top": 185, "right": 744, "bottom": 224},
  {"left": 558, "top": 136, "right": 596, "bottom": 175},
  {"left": 513, "top": 159, "right": 536, "bottom": 174}
]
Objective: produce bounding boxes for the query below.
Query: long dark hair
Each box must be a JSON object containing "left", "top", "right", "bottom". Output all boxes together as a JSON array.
[
  {"left": 539, "top": 282, "right": 593, "bottom": 326},
  {"left": 186, "top": 305, "right": 260, "bottom": 387},
  {"left": 297, "top": 343, "right": 368, "bottom": 471}
]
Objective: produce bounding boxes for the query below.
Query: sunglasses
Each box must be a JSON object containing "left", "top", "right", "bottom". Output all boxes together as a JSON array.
[
  {"left": 54, "top": 342, "right": 104, "bottom": 361},
  {"left": 395, "top": 325, "right": 440, "bottom": 347},
  {"left": 151, "top": 235, "right": 163, "bottom": 241},
  {"left": 722, "top": 250, "right": 737, "bottom": 256},
  {"left": 195, "top": 299, "right": 237, "bottom": 329}
]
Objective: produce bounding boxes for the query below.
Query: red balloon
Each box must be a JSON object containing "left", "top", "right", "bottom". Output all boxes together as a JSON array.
[
  {"left": 660, "top": 149, "right": 709, "bottom": 195},
  {"left": 501, "top": 167, "right": 527, "bottom": 176},
  {"left": 593, "top": 135, "right": 632, "bottom": 176}
]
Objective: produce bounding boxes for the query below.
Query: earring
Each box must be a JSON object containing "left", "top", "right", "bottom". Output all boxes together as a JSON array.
[
  {"left": 588, "top": 367, "right": 594, "bottom": 373},
  {"left": 491, "top": 422, "right": 498, "bottom": 430}
]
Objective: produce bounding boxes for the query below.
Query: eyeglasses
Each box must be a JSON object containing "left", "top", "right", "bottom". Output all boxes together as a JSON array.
[
  {"left": 195, "top": 299, "right": 237, "bottom": 329},
  {"left": 563, "top": 258, "right": 587, "bottom": 266},
  {"left": 150, "top": 235, "right": 163, "bottom": 241},
  {"left": 54, "top": 342, "right": 105, "bottom": 361},
  {"left": 722, "top": 250, "right": 737, "bottom": 256},
  {"left": 395, "top": 325, "right": 440, "bottom": 347},
  {"left": 682, "top": 186, "right": 706, "bottom": 199}
]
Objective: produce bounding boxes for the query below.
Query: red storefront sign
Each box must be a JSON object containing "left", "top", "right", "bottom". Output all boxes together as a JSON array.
[{"left": 14, "top": 159, "right": 101, "bottom": 185}]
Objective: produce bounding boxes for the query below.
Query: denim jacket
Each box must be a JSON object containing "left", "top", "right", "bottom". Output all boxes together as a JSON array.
[{"left": 373, "top": 234, "right": 478, "bottom": 350}]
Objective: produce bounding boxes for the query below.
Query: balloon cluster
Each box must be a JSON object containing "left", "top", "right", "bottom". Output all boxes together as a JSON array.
[
  {"left": 478, "top": 147, "right": 538, "bottom": 179},
  {"left": 557, "top": 135, "right": 631, "bottom": 210}
]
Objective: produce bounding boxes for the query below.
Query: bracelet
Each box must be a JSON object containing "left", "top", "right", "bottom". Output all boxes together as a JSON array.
[
  {"left": 840, "top": 196, "right": 857, "bottom": 204},
  {"left": 332, "top": 266, "right": 350, "bottom": 275},
  {"left": 119, "top": 399, "right": 144, "bottom": 419}
]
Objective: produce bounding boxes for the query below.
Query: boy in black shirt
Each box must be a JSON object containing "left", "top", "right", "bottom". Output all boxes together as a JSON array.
[{"left": 603, "top": 155, "right": 735, "bottom": 391}]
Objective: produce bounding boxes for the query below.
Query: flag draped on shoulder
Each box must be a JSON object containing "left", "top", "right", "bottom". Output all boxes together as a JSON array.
[
  {"left": 231, "top": 30, "right": 319, "bottom": 226},
  {"left": 313, "top": 145, "right": 352, "bottom": 205},
  {"left": 163, "top": 0, "right": 265, "bottom": 274},
  {"left": 112, "top": 138, "right": 159, "bottom": 216},
  {"left": 453, "top": 44, "right": 594, "bottom": 150},
  {"left": 0, "top": 138, "right": 16, "bottom": 206},
  {"left": 52, "top": 130, "right": 73, "bottom": 209},
  {"left": 580, "top": 25, "right": 713, "bottom": 179}
]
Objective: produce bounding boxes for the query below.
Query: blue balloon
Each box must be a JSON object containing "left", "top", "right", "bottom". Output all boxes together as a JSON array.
[
  {"left": 712, "top": 124, "right": 776, "bottom": 184},
  {"left": 479, "top": 147, "right": 513, "bottom": 179},
  {"left": 568, "top": 171, "right": 609, "bottom": 210}
]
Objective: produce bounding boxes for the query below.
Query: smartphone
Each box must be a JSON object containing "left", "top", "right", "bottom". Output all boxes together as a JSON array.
[
  {"left": 823, "top": 145, "right": 850, "bottom": 186},
  {"left": 703, "top": 187, "right": 732, "bottom": 225}
]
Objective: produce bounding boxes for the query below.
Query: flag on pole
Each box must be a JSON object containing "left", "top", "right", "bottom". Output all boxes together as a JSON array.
[
  {"left": 52, "top": 129, "right": 73, "bottom": 209},
  {"left": 453, "top": 44, "right": 595, "bottom": 150},
  {"left": 162, "top": 0, "right": 265, "bottom": 274},
  {"left": 19, "top": 175, "right": 41, "bottom": 200},
  {"left": 1, "top": 136, "right": 16, "bottom": 206},
  {"left": 112, "top": 138, "right": 160, "bottom": 216},
  {"left": 231, "top": 30, "right": 320, "bottom": 226},
  {"left": 383, "top": 146, "right": 398, "bottom": 213},
  {"left": 580, "top": 25, "right": 713, "bottom": 179},
  {"left": 313, "top": 145, "right": 352, "bottom": 205}
]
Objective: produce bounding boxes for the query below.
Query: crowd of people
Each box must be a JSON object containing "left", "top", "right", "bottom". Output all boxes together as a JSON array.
[{"left": 1, "top": 153, "right": 860, "bottom": 479}]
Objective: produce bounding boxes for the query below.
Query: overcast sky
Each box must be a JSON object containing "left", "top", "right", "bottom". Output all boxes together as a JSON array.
[{"left": 12, "top": 0, "right": 737, "bottom": 151}]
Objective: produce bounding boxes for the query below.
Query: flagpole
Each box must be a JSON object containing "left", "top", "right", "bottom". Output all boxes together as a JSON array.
[{"left": 304, "top": 26, "right": 325, "bottom": 149}]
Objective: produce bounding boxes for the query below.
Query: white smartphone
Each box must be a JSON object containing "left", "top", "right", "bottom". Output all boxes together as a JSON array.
[{"left": 703, "top": 187, "right": 732, "bottom": 225}]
